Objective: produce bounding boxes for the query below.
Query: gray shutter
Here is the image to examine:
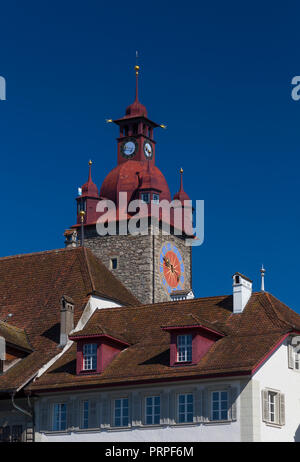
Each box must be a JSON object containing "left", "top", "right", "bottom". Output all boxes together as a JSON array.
[
  {"left": 39, "top": 402, "right": 49, "bottom": 431},
  {"left": 89, "top": 399, "right": 98, "bottom": 428},
  {"left": 72, "top": 398, "right": 80, "bottom": 429},
  {"left": 288, "top": 343, "right": 294, "bottom": 369},
  {"left": 101, "top": 396, "right": 110, "bottom": 428},
  {"left": 279, "top": 393, "right": 285, "bottom": 426},
  {"left": 195, "top": 389, "right": 202, "bottom": 423},
  {"left": 230, "top": 387, "right": 238, "bottom": 421},
  {"left": 202, "top": 388, "right": 209, "bottom": 422},
  {"left": 169, "top": 390, "right": 176, "bottom": 424},
  {"left": 67, "top": 400, "right": 75, "bottom": 430},
  {"left": 261, "top": 389, "right": 269, "bottom": 422},
  {"left": 132, "top": 393, "right": 141, "bottom": 427},
  {"left": 161, "top": 391, "right": 169, "bottom": 425}
]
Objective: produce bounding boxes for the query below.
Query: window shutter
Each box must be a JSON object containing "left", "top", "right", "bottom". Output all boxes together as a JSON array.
[
  {"left": 89, "top": 399, "right": 98, "bottom": 428},
  {"left": 101, "top": 396, "right": 110, "bottom": 428},
  {"left": 288, "top": 343, "right": 294, "bottom": 369},
  {"left": 161, "top": 391, "right": 169, "bottom": 425},
  {"left": 195, "top": 390, "right": 202, "bottom": 423},
  {"left": 72, "top": 398, "right": 80, "bottom": 429},
  {"left": 230, "top": 387, "right": 238, "bottom": 421},
  {"left": 132, "top": 393, "right": 141, "bottom": 427},
  {"left": 39, "top": 402, "right": 49, "bottom": 431},
  {"left": 279, "top": 393, "right": 285, "bottom": 426},
  {"left": 261, "top": 389, "right": 269, "bottom": 422},
  {"left": 169, "top": 390, "right": 176, "bottom": 424},
  {"left": 67, "top": 400, "right": 75, "bottom": 430},
  {"left": 202, "top": 388, "right": 209, "bottom": 422}
]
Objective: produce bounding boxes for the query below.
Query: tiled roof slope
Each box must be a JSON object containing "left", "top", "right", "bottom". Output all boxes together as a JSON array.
[
  {"left": 0, "top": 247, "right": 139, "bottom": 392},
  {"left": 0, "top": 321, "right": 32, "bottom": 352},
  {"left": 28, "top": 292, "right": 300, "bottom": 392}
]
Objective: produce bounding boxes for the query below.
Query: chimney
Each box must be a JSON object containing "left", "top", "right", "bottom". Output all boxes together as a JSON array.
[
  {"left": 0, "top": 336, "right": 5, "bottom": 373},
  {"left": 64, "top": 229, "right": 78, "bottom": 248},
  {"left": 232, "top": 272, "right": 252, "bottom": 313},
  {"left": 60, "top": 295, "right": 74, "bottom": 346}
]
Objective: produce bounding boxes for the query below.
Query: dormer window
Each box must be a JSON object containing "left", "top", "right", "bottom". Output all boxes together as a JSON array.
[
  {"left": 83, "top": 344, "right": 97, "bottom": 371},
  {"left": 70, "top": 331, "right": 130, "bottom": 375},
  {"left": 141, "top": 193, "right": 150, "bottom": 203},
  {"left": 162, "top": 324, "right": 224, "bottom": 367},
  {"left": 177, "top": 334, "right": 192, "bottom": 362}
]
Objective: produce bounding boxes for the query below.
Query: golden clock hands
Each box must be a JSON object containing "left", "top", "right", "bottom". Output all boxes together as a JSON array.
[{"left": 163, "top": 256, "right": 171, "bottom": 268}]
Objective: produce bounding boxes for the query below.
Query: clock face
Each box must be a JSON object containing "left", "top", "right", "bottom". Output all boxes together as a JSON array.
[
  {"left": 159, "top": 242, "right": 185, "bottom": 294},
  {"left": 143, "top": 141, "right": 153, "bottom": 159},
  {"left": 121, "top": 139, "right": 137, "bottom": 159}
]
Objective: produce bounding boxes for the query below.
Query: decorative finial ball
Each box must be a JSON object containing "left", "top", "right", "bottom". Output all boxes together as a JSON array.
[
  {"left": 79, "top": 210, "right": 86, "bottom": 217},
  {"left": 180, "top": 168, "right": 184, "bottom": 174},
  {"left": 135, "top": 65, "right": 140, "bottom": 72},
  {"left": 89, "top": 160, "right": 92, "bottom": 166}
]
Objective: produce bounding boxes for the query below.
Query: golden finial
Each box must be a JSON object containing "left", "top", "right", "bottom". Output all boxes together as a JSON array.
[
  {"left": 160, "top": 124, "right": 167, "bottom": 129},
  {"left": 88, "top": 160, "right": 92, "bottom": 166},
  {"left": 180, "top": 168, "right": 184, "bottom": 174},
  {"left": 105, "top": 118, "right": 113, "bottom": 123},
  {"left": 135, "top": 50, "right": 140, "bottom": 75}
]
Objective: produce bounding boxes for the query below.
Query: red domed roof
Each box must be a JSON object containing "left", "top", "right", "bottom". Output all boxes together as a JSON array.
[
  {"left": 100, "top": 160, "right": 171, "bottom": 205},
  {"left": 125, "top": 100, "right": 148, "bottom": 118}
]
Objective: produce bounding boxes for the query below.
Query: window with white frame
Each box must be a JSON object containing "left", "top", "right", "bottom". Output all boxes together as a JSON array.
[
  {"left": 268, "top": 391, "right": 277, "bottom": 423},
  {"left": 82, "top": 400, "right": 89, "bottom": 429},
  {"left": 53, "top": 403, "right": 67, "bottom": 431},
  {"left": 114, "top": 398, "right": 129, "bottom": 427},
  {"left": 211, "top": 390, "right": 229, "bottom": 421},
  {"left": 145, "top": 396, "right": 160, "bottom": 425},
  {"left": 83, "top": 343, "right": 97, "bottom": 371},
  {"left": 152, "top": 193, "right": 160, "bottom": 204},
  {"left": 177, "top": 334, "right": 192, "bottom": 362},
  {"left": 178, "top": 393, "right": 194, "bottom": 423},
  {"left": 141, "top": 193, "right": 150, "bottom": 203},
  {"left": 288, "top": 340, "right": 300, "bottom": 371},
  {"left": 262, "top": 389, "right": 285, "bottom": 426}
]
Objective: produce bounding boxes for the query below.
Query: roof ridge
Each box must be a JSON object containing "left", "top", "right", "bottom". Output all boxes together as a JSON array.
[{"left": 0, "top": 247, "right": 79, "bottom": 262}]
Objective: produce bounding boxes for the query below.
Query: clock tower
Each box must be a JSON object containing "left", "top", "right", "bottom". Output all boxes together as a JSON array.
[{"left": 68, "top": 65, "right": 193, "bottom": 304}]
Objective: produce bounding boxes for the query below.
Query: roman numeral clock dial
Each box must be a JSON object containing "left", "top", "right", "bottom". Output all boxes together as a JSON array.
[{"left": 159, "top": 243, "right": 185, "bottom": 294}]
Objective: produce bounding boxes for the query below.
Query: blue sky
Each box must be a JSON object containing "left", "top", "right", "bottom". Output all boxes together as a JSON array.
[{"left": 0, "top": 1, "right": 299, "bottom": 312}]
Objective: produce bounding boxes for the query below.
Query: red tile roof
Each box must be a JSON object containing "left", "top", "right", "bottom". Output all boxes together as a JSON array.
[
  {"left": 0, "top": 247, "right": 139, "bottom": 392},
  {"left": 28, "top": 291, "right": 300, "bottom": 393}
]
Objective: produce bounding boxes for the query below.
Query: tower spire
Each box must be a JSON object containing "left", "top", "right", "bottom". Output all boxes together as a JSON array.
[
  {"left": 179, "top": 167, "right": 184, "bottom": 191},
  {"left": 135, "top": 51, "right": 140, "bottom": 102},
  {"left": 88, "top": 159, "right": 92, "bottom": 182},
  {"left": 260, "top": 264, "right": 266, "bottom": 292}
]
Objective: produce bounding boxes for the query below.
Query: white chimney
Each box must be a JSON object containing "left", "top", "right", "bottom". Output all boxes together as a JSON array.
[
  {"left": 232, "top": 272, "right": 252, "bottom": 313},
  {"left": 60, "top": 295, "right": 74, "bottom": 346}
]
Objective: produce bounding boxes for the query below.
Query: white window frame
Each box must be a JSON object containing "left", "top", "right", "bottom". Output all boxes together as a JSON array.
[
  {"left": 145, "top": 395, "right": 161, "bottom": 425},
  {"left": 83, "top": 343, "right": 97, "bottom": 371},
  {"left": 53, "top": 403, "right": 67, "bottom": 431},
  {"left": 177, "top": 334, "right": 192, "bottom": 362},
  {"left": 267, "top": 391, "right": 277, "bottom": 424},
  {"left": 113, "top": 397, "right": 129, "bottom": 427},
  {"left": 152, "top": 193, "right": 160, "bottom": 204},
  {"left": 177, "top": 393, "right": 194, "bottom": 423},
  {"left": 141, "top": 193, "right": 150, "bottom": 203},
  {"left": 211, "top": 390, "right": 229, "bottom": 422}
]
